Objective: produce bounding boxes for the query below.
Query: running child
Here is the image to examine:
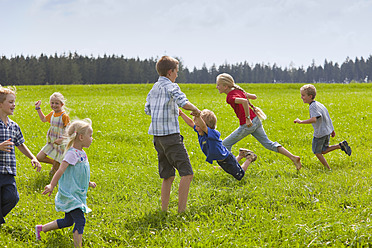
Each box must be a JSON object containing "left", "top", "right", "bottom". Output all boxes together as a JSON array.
[
  {"left": 35, "top": 92, "right": 70, "bottom": 175},
  {"left": 36, "top": 118, "right": 96, "bottom": 248},
  {"left": 294, "top": 84, "right": 351, "bottom": 170},
  {"left": 216, "top": 73, "right": 302, "bottom": 170},
  {"left": 0, "top": 86, "right": 41, "bottom": 226},
  {"left": 179, "top": 109, "right": 257, "bottom": 180}
]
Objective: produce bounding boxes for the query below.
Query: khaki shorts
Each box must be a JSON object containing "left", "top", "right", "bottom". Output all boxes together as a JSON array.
[{"left": 153, "top": 133, "right": 193, "bottom": 179}]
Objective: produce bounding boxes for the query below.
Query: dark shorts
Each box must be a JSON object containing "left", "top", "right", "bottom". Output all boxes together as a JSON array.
[
  {"left": 153, "top": 133, "right": 193, "bottom": 179},
  {"left": 57, "top": 208, "right": 86, "bottom": 234},
  {"left": 312, "top": 135, "right": 330, "bottom": 154},
  {"left": 217, "top": 152, "right": 245, "bottom": 180}
]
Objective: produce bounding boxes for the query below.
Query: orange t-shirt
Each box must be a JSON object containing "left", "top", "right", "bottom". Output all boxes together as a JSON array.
[{"left": 45, "top": 111, "right": 70, "bottom": 127}]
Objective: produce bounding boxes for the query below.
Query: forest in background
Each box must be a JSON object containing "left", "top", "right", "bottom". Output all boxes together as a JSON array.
[{"left": 0, "top": 52, "right": 371, "bottom": 85}]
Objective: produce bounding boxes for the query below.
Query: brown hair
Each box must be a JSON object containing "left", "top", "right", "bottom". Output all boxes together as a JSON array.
[
  {"left": 156, "top": 56, "right": 179, "bottom": 76},
  {"left": 300, "top": 84, "right": 317, "bottom": 99},
  {"left": 0, "top": 86, "right": 16, "bottom": 103},
  {"left": 200, "top": 109, "right": 217, "bottom": 129}
]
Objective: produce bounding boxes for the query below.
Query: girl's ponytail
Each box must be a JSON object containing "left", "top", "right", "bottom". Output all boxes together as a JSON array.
[{"left": 62, "top": 118, "right": 92, "bottom": 155}]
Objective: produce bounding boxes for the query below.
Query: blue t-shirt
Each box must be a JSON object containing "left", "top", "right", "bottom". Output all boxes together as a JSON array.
[{"left": 194, "top": 126, "right": 229, "bottom": 164}]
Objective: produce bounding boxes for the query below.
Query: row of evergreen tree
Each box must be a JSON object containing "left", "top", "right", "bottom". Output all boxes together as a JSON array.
[{"left": 0, "top": 52, "right": 371, "bottom": 85}]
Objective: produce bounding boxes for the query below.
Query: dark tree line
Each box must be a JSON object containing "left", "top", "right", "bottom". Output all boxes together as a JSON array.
[{"left": 0, "top": 52, "right": 371, "bottom": 85}]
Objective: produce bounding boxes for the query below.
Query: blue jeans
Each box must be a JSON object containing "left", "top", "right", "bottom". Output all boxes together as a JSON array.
[
  {"left": 0, "top": 174, "right": 19, "bottom": 225},
  {"left": 217, "top": 152, "right": 245, "bottom": 180},
  {"left": 222, "top": 117, "right": 281, "bottom": 152}
]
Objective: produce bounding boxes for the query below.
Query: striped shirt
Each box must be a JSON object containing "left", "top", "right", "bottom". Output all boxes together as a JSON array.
[
  {"left": 145, "top": 76, "right": 189, "bottom": 136},
  {"left": 309, "top": 101, "right": 334, "bottom": 138},
  {"left": 0, "top": 118, "right": 25, "bottom": 176}
]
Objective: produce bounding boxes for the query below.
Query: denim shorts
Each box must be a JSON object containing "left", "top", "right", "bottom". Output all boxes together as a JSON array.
[
  {"left": 312, "top": 135, "right": 330, "bottom": 154},
  {"left": 153, "top": 133, "right": 193, "bottom": 179},
  {"left": 217, "top": 152, "right": 245, "bottom": 180}
]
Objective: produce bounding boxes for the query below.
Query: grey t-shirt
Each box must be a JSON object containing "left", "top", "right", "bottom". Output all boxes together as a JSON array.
[{"left": 309, "top": 101, "right": 334, "bottom": 138}]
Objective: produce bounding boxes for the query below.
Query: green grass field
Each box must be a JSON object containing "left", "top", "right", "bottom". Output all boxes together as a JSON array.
[{"left": 0, "top": 83, "right": 371, "bottom": 247}]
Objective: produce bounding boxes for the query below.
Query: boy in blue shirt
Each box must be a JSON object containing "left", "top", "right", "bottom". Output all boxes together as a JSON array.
[
  {"left": 0, "top": 87, "right": 41, "bottom": 225},
  {"left": 180, "top": 109, "right": 257, "bottom": 180},
  {"left": 294, "top": 84, "right": 351, "bottom": 170}
]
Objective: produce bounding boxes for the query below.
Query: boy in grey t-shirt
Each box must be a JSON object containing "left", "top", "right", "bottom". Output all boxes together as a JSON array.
[{"left": 294, "top": 84, "right": 351, "bottom": 170}]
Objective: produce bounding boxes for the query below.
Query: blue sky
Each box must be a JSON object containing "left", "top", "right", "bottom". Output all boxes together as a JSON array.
[{"left": 1, "top": 0, "right": 372, "bottom": 69}]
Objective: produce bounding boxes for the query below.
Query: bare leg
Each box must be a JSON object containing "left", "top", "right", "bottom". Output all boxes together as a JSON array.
[
  {"left": 41, "top": 220, "right": 59, "bottom": 232},
  {"left": 241, "top": 158, "right": 252, "bottom": 171},
  {"left": 73, "top": 230, "right": 83, "bottom": 248},
  {"left": 161, "top": 176, "right": 175, "bottom": 212},
  {"left": 315, "top": 153, "right": 331, "bottom": 170},
  {"left": 322, "top": 144, "right": 340, "bottom": 154},
  {"left": 178, "top": 174, "right": 193, "bottom": 213},
  {"left": 37, "top": 151, "right": 54, "bottom": 165},
  {"left": 278, "top": 146, "right": 302, "bottom": 170}
]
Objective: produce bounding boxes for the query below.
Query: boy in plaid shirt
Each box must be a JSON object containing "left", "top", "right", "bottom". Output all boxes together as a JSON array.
[
  {"left": 0, "top": 87, "right": 41, "bottom": 225},
  {"left": 145, "top": 56, "right": 201, "bottom": 213}
]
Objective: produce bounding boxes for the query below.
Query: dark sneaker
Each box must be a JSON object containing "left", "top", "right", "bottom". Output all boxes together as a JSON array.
[
  {"left": 340, "top": 140, "right": 351, "bottom": 156},
  {"left": 239, "top": 148, "right": 257, "bottom": 162}
]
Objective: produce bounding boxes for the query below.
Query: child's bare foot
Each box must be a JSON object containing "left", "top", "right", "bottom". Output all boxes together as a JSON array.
[
  {"left": 239, "top": 148, "right": 257, "bottom": 162},
  {"left": 292, "top": 156, "right": 302, "bottom": 170}
]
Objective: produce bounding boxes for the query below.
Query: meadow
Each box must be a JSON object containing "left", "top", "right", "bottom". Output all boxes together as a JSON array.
[{"left": 0, "top": 83, "right": 371, "bottom": 247}]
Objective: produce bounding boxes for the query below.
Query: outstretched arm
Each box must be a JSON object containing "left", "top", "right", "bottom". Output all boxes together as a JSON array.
[
  {"left": 182, "top": 102, "right": 201, "bottom": 117},
  {"left": 245, "top": 92, "right": 257, "bottom": 100},
  {"left": 35, "top": 100, "right": 47, "bottom": 122},
  {"left": 193, "top": 115, "right": 208, "bottom": 134},
  {"left": 42, "top": 161, "right": 69, "bottom": 196},
  {"left": 179, "top": 109, "right": 195, "bottom": 128},
  {"left": 294, "top": 117, "right": 317, "bottom": 124},
  {"left": 17, "top": 143, "right": 41, "bottom": 172}
]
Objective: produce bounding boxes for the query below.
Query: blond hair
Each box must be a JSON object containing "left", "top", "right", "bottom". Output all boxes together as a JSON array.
[
  {"left": 50, "top": 92, "right": 66, "bottom": 104},
  {"left": 200, "top": 109, "right": 217, "bottom": 129},
  {"left": 156, "top": 56, "right": 179, "bottom": 76},
  {"left": 0, "top": 86, "right": 16, "bottom": 103},
  {"left": 300, "top": 84, "right": 317, "bottom": 99},
  {"left": 63, "top": 118, "right": 92, "bottom": 153},
  {"left": 216, "top": 73, "right": 246, "bottom": 93}
]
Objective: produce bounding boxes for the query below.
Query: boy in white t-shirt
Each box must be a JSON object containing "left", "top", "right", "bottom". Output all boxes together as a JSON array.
[{"left": 294, "top": 84, "right": 351, "bottom": 170}]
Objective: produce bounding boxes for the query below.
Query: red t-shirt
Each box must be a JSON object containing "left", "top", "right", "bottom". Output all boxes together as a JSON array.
[{"left": 226, "top": 89, "right": 257, "bottom": 125}]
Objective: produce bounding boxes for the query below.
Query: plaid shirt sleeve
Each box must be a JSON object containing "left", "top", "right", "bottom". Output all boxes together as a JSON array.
[{"left": 0, "top": 119, "right": 25, "bottom": 175}]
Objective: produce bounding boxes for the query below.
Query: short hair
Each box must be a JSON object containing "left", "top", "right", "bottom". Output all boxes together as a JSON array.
[
  {"left": 200, "top": 109, "right": 217, "bottom": 129},
  {"left": 0, "top": 87, "right": 16, "bottom": 103},
  {"left": 300, "top": 84, "right": 317, "bottom": 99},
  {"left": 156, "top": 56, "right": 179, "bottom": 76}
]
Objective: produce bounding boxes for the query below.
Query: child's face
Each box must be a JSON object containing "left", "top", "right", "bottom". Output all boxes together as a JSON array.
[
  {"left": 300, "top": 90, "right": 313, "bottom": 104},
  {"left": 167, "top": 66, "right": 179, "bottom": 83},
  {"left": 0, "top": 94, "right": 16, "bottom": 116},
  {"left": 50, "top": 97, "right": 63, "bottom": 112},
  {"left": 216, "top": 82, "right": 228, "bottom": 94},
  {"left": 81, "top": 127, "right": 93, "bottom": 148}
]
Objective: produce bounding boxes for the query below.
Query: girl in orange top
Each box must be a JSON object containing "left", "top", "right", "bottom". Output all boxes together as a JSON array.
[{"left": 35, "top": 92, "right": 70, "bottom": 175}]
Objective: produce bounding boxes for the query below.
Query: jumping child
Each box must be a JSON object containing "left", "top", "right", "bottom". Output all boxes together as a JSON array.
[
  {"left": 294, "top": 84, "right": 351, "bottom": 170},
  {"left": 179, "top": 109, "right": 257, "bottom": 180},
  {"left": 36, "top": 118, "right": 96, "bottom": 248},
  {"left": 216, "top": 73, "right": 302, "bottom": 170},
  {"left": 35, "top": 92, "right": 70, "bottom": 176},
  {"left": 0, "top": 86, "right": 41, "bottom": 226}
]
